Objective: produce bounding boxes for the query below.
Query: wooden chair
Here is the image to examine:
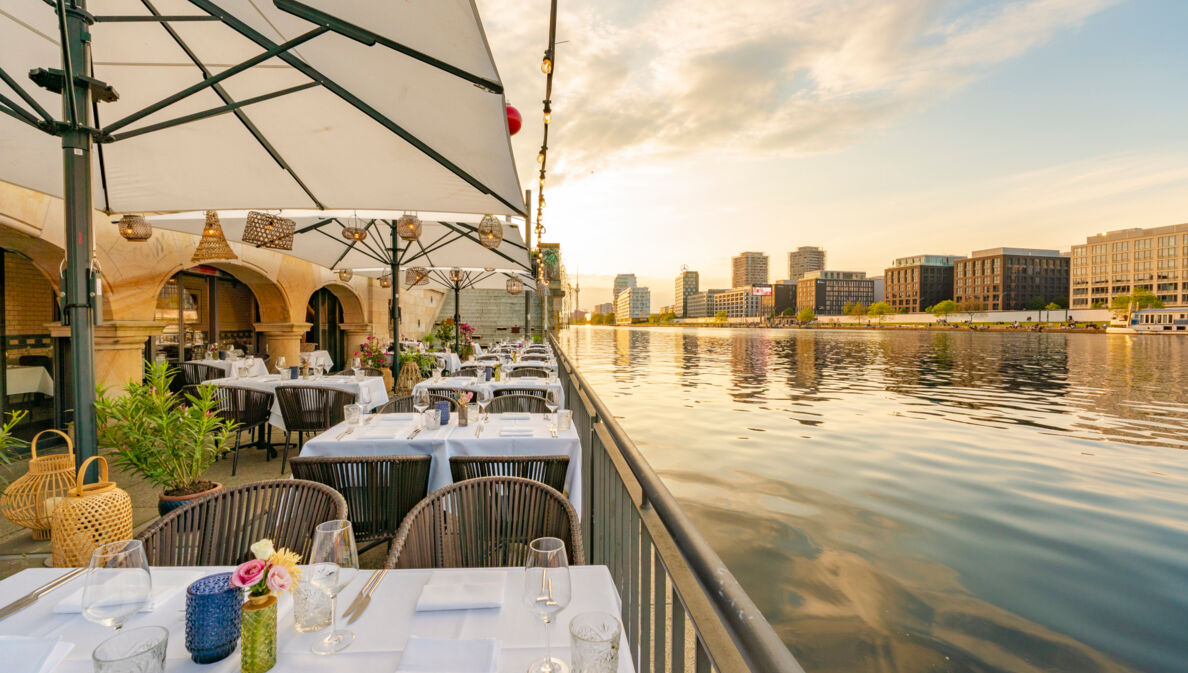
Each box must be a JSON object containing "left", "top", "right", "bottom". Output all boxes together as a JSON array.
[
  {"left": 274, "top": 386, "right": 356, "bottom": 474},
  {"left": 509, "top": 367, "right": 550, "bottom": 379},
  {"left": 181, "top": 362, "right": 224, "bottom": 386},
  {"left": 290, "top": 455, "right": 432, "bottom": 554},
  {"left": 487, "top": 393, "right": 548, "bottom": 414},
  {"left": 213, "top": 385, "right": 274, "bottom": 475},
  {"left": 376, "top": 395, "right": 415, "bottom": 413},
  {"left": 449, "top": 455, "right": 569, "bottom": 492},
  {"left": 137, "top": 479, "right": 347, "bottom": 566},
  {"left": 383, "top": 476, "right": 583, "bottom": 569}
]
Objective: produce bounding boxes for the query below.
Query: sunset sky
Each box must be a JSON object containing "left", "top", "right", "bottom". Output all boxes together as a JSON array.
[{"left": 481, "top": 0, "right": 1188, "bottom": 308}]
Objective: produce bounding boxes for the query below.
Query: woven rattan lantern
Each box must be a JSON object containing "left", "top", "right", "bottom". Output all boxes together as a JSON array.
[
  {"left": 191, "top": 210, "right": 237, "bottom": 262},
  {"left": 341, "top": 224, "right": 368, "bottom": 241},
  {"left": 242, "top": 211, "right": 294, "bottom": 250},
  {"left": 406, "top": 268, "right": 429, "bottom": 287},
  {"left": 0, "top": 430, "right": 75, "bottom": 540},
  {"left": 50, "top": 456, "right": 133, "bottom": 568},
  {"left": 396, "top": 213, "right": 422, "bottom": 241},
  {"left": 449, "top": 268, "right": 465, "bottom": 284},
  {"left": 477, "top": 215, "right": 503, "bottom": 249},
  {"left": 506, "top": 277, "right": 524, "bottom": 295},
  {"left": 338, "top": 269, "right": 353, "bottom": 282},
  {"left": 115, "top": 214, "right": 151, "bottom": 241},
  {"left": 379, "top": 273, "right": 392, "bottom": 288}
]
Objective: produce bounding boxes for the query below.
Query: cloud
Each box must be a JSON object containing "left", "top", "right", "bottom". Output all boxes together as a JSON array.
[{"left": 481, "top": 0, "right": 1121, "bottom": 183}]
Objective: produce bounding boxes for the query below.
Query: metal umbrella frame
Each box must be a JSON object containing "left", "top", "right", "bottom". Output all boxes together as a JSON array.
[
  {"left": 405, "top": 266, "right": 536, "bottom": 358},
  {"left": 1, "top": 1, "right": 525, "bottom": 467}
]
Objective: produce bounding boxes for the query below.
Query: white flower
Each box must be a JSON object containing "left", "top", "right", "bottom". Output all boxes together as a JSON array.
[{"left": 250, "top": 538, "right": 275, "bottom": 561}]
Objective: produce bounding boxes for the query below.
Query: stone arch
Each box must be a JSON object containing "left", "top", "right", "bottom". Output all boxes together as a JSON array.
[
  {"left": 309, "top": 281, "right": 366, "bottom": 324},
  {"left": 0, "top": 223, "right": 116, "bottom": 321},
  {"left": 146, "top": 259, "right": 293, "bottom": 324}
]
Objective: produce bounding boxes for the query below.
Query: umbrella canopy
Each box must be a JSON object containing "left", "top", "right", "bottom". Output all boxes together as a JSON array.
[
  {"left": 1, "top": 0, "right": 524, "bottom": 215},
  {"left": 147, "top": 211, "right": 534, "bottom": 275}
]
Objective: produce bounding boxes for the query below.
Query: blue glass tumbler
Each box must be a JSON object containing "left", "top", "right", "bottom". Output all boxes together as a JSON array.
[
  {"left": 435, "top": 400, "right": 450, "bottom": 425},
  {"left": 186, "top": 572, "right": 242, "bottom": 664}
]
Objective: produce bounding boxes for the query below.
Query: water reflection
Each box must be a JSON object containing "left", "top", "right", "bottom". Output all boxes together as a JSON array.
[{"left": 560, "top": 327, "right": 1188, "bottom": 673}]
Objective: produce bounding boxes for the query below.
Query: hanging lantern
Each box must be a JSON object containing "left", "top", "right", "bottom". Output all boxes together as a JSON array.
[
  {"left": 405, "top": 267, "right": 429, "bottom": 286},
  {"left": 507, "top": 277, "right": 524, "bottom": 295},
  {"left": 243, "top": 211, "right": 294, "bottom": 250},
  {"left": 477, "top": 214, "right": 503, "bottom": 249},
  {"left": 449, "top": 268, "right": 465, "bottom": 284},
  {"left": 396, "top": 213, "right": 422, "bottom": 241},
  {"left": 379, "top": 273, "right": 392, "bottom": 288},
  {"left": 341, "top": 225, "right": 367, "bottom": 242},
  {"left": 115, "top": 214, "right": 151, "bottom": 241},
  {"left": 506, "top": 104, "right": 522, "bottom": 135},
  {"left": 191, "top": 210, "right": 237, "bottom": 262},
  {"left": 338, "top": 269, "right": 353, "bottom": 282},
  {"left": 484, "top": 266, "right": 496, "bottom": 272}
]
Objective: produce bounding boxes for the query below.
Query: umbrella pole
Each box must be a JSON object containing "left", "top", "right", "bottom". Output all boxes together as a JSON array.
[
  {"left": 61, "top": 1, "right": 99, "bottom": 470},
  {"left": 389, "top": 222, "right": 400, "bottom": 393},
  {"left": 454, "top": 284, "right": 461, "bottom": 355}
]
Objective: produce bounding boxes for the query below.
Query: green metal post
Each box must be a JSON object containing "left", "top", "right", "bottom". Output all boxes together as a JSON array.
[
  {"left": 61, "top": 0, "right": 99, "bottom": 469},
  {"left": 454, "top": 284, "right": 461, "bottom": 354},
  {"left": 389, "top": 221, "right": 400, "bottom": 392}
]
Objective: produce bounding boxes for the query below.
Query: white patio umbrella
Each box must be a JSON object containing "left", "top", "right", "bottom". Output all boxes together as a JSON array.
[{"left": 0, "top": 0, "right": 524, "bottom": 464}]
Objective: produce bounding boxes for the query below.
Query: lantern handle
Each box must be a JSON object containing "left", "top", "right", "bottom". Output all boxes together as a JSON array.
[
  {"left": 29, "top": 429, "right": 74, "bottom": 461},
  {"left": 74, "top": 455, "right": 113, "bottom": 492}
]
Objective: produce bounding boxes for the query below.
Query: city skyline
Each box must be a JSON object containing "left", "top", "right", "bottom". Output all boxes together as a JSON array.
[{"left": 481, "top": 1, "right": 1188, "bottom": 310}]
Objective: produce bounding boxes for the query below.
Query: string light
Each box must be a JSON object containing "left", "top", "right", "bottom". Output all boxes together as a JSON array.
[{"left": 541, "top": 51, "right": 553, "bottom": 74}]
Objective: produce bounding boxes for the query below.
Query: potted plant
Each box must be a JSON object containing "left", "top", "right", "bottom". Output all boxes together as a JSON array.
[{"left": 95, "top": 360, "right": 237, "bottom": 515}]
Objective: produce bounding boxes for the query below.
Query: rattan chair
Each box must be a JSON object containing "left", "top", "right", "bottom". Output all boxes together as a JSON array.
[
  {"left": 487, "top": 393, "right": 549, "bottom": 414},
  {"left": 137, "top": 479, "right": 347, "bottom": 566},
  {"left": 274, "top": 386, "right": 356, "bottom": 474},
  {"left": 181, "top": 362, "right": 224, "bottom": 386},
  {"left": 509, "top": 367, "right": 551, "bottom": 379},
  {"left": 426, "top": 392, "right": 460, "bottom": 411},
  {"left": 383, "top": 476, "right": 583, "bottom": 569},
  {"left": 449, "top": 455, "right": 569, "bottom": 492},
  {"left": 213, "top": 385, "right": 274, "bottom": 475},
  {"left": 376, "top": 395, "right": 415, "bottom": 413},
  {"left": 456, "top": 365, "right": 486, "bottom": 378},
  {"left": 334, "top": 367, "right": 384, "bottom": 377},
  {"left": 290, "top": 455, "right": 432, "bottom": 554}
]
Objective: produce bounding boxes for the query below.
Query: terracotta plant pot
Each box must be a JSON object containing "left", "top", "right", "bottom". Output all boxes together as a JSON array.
[{"left": 158, "top": 482, "right": 222, "bottom": 517}]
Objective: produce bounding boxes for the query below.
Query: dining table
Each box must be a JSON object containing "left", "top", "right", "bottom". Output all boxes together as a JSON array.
[
  {"left": 188, "top": 357, "right": 269, "bottom": 378},
  {"left": 0, "top": 565, "right": 633, "bottom": 673},
  {"left": 299, "top": 412, "right": 582, "bottom": 518},
  {"left": 205, "top": 374, "right": 389, "bottom": 431},
  {"left": 429, "top": 352, "right": 462, "bottom": 373},
  {"left": 4, "top": 365, "right": 54, "bottom": 397},
  {"left": 301, "top": 350, "right": 334, "bottom": 370},
  {"left": 411, "top": 376, "right": 565, "bottom": 407}
]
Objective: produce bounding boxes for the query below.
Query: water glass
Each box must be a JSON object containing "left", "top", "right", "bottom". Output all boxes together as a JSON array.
[
  {"left": 308, "top": 520, "right": 359, "bottom": 655},
  {"left": 423, "top": 409, "right": 440, "bottom": 427},
  {"left": 556, "top": 409, "right": 573, "bottom": 432},
  {"left": 185, "top": 572, "right": 240, "bottom": 664},
  {"left": 569, "top": 612, "right": 621, "bottom": 673},
  {"left": 92, "top": 625, "right": 167, "bottom": 673},
  {"left": 293, "top": 571, "right": 333, "bottom": 633},
  {"left": 344, "top": 403, "right": 363, "bottom": 425},
  {"left": 82, "top": 540, "right": 152, "bottom": 632},
  {"left": 435, "top": 400, "right": 450, "bottom": 425},
  {"left": 432, "top": 367, "right": 443, "bottom": 381},
  {"left": 352, "top": 368, "right": 365, "bottom": 382}
]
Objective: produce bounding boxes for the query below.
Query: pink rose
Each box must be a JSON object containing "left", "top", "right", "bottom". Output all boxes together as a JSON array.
[
  {"left": 266, "top": 565, "right": 292, "bottom": 593},
  {"left": 230, "top": 559, "right": 267, "bottom": 588}
]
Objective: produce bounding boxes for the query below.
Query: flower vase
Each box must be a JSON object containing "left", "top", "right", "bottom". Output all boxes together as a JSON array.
[
  {"left": 458, "top": 405, "right": 469, "bottom": 427},
  {"left": 240, "top": 594, "right": 277, "bottom": 673}
]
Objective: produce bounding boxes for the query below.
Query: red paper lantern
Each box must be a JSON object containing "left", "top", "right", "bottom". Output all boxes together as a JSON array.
[{"left": 506, "top": 104, "right": 522, "bottom": 135}]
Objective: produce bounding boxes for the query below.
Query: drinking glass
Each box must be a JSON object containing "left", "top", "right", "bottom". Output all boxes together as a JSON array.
[
  {"left": 352, "top": 368, "right": 365, "bottom": 382},
  {"left": 478, "top": 398, "right": 491, "bottom": 423},
  {"left": 92, "top": 625, "right": 168, "bottom": 673},
  {"left": 293, "top": 568, "right": 333, "bottom": 633},
  {"left": 82, "top": 540, "right": 152, "bottom": 632},
  {"left": 344, "top": 403, "right": 363, "bottom": 425},
  {"left": 545, "top": 390, "right": 561, "bottom": 422},
  {"left": 276, "top": 356, "right": 287, "bottom": 374},
  {"left": 569, "top": 612, "right": 621, "bottom": 673},
  {"left": 413, "top": 390, "right": 430, "bottom": 415},
  {"left": 353, "top": 357, "right": 362, "bottom": 369},
  {"left": 556, "top": 410, "right": 573, "bottom": 432},
  {"left": 522, "top": 537, "right": 572, "bottom": 673},
  {"left": 432, "top": 367, "right": 443, "bottom": 381},
  {"left": 308, "top": 520, "right": 359, "bottom": 655}
]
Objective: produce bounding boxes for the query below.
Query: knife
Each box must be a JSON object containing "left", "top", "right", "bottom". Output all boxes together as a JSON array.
[
  {"left": 341, "top": 569, "right": 382, "bottom": 621},
  {"left": 345, "top": 570, "right": 388, "bottom": 624},
  {"left": 0, "top": 567, "right": 85, "bottom": 621},
  {"left": 407, "top": 424, "right": 423, "bottom": 440}
]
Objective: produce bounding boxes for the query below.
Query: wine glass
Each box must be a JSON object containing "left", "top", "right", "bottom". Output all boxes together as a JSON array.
[
  {"left": 522, "top": 537, "right": 571, "bottom": 673},
  {"left": 82, "top": 540, "right": 152, "bottom": 632},
  {"left": 545, "top": 389, "right": 561, "bottom": 423},
  {"left": 478, "top": 397, "right": 491, "bottom": 423},
  {"left": 308, "top": 520, "right": 359, "bottom": 655},
  {"left": 413, "top": 389, "right": 430, "bottom": 415},
  {"left": 276, "top": 355, "right": 287, "bottom": 374}
]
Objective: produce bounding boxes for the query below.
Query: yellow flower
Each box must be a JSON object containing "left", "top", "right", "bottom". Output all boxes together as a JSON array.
[{"left": 269, "top": 547, "right": 302, "bottom": 582}]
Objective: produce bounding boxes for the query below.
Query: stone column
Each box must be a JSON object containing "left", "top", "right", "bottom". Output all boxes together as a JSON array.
[
  {"left": 253, "top": 322, "right": 311, "bottom": 369},
  {"left": 340, "top": 322, "right": 373, "bottom": 363},
  {"left": 50, "top": 321, "right": 167, "bottom": 394}
]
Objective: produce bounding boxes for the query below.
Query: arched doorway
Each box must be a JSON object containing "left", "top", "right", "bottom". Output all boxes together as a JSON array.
[
  {"left": 305, "top": 288, "right": 344, "bottom": 370},
  {"left": 151, "top": 265, "right": 262, "bottom": 363},
  {"left": 1, "top": 247, "right": 61, "bottom": 440}
]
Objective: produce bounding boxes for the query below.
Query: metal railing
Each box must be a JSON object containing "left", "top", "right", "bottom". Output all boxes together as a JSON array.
[{"left": 551, "top": 335, "right": 804, "bottom": 673}]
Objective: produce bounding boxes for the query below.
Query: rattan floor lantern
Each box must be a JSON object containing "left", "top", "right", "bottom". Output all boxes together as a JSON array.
[
  {"left": 0, "top": 429, "right": 75, "bottom": 540},
  {"left": 115, "top": 214, "right": 152, "bottom": 241},
  {"left": 477, "top": 214, "right": 503, "bottom": 249},
  {"left": 242, "top": 211, "right": 295, "bottom": 250},
  {"left": 191, "top": 210, "right": 237, "bottom": 263},
  {"left": 51, "top": 456, "right": 133, "bottom": 568}
]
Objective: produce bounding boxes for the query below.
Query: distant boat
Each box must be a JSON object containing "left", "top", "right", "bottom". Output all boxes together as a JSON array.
[{"left": 1107, "top": 307, "right": 1188, "bottom": 334}]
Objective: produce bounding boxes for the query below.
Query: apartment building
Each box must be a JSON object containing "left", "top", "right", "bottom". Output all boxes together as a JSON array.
[
  {"left": 796, "top": 271, "right": 874, "bottom": 315},
  {"left": 615, "top": 286, "right": 651, "bottom": 324},
  {"left": 953, "top": 248, "right": 1069, "bottom": 311},
  {"left": 787, "top": 246, "right": 826, "bottom": 282},
  {"left": 884, "top": 254, "right": 963, "bottom": 312},
  {"left": 1069, "top": 224, "right": 1188, "bottom": 308},
  {"left": 673, "top": 269, "right": 699, "bottom": 317},
  {"left": 731, "top": 252, "right": 768, "bottom": 288}
]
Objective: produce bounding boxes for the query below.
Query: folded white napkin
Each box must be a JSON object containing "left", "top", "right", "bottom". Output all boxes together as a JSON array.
[
  {"left": 498, "top": 413, "right": 531, "bottom": 421},
  {"left": 0, "top": 636, "right": 73, "bottom": 673},
  {"left": 54, "top": 582, "right": 182, "bottom": 614},
  {"left": 415, "top": 571, "right": 506, "bottom": 612},
  {"left": 397, "top": 636, "right": 500, "bottom": 673}
]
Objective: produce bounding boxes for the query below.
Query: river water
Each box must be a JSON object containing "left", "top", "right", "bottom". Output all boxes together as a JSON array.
[{"left": 557, "top": 326, "right": 1188, "bottom": 673}]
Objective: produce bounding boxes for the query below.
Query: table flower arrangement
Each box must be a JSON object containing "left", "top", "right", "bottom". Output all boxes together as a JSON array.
[
  {"left": 457, "top": 391, "right": 474, "bottom": 427},
  {"left": 355, "top": 335, "right": 391, "bottom": 371},
  {"left": 232, "top": 539, "right": 300, "bottom": 673}
]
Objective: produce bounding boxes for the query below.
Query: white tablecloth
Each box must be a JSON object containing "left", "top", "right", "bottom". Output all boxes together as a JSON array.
[
  {"left": 300, "top": 413, "right": 582, "bottom": 518},
  {"left": 430, "top": 352, "right": 462, "bottom": 372},
  {"left": 302, "top": 350, "right": 334, "bottom": 370},
  {"left": 503, "top": 360, "right": 557, "bottom": 373},
  {"left": 5, "top": 366, "right": 53, "bottom": 396},
  {"left": 411, "top": 377, "right": 565, "bottom": 407},
  {"left": 207, "top": 375, "right": 389, "bottom": 431},
  {"left": 0, "top": 566, "right": 632, "bottom": 673},
  {"left": 189, "top": 358, "right": 269, "bottom": 378}
]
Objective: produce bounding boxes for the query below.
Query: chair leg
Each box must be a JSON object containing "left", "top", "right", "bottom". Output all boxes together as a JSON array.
[
  {"left": 231, "top": 432, "right": 241, "bottom": 476},
  {"left": 280, "top": 431, "right": 293, "bottom": 474}
]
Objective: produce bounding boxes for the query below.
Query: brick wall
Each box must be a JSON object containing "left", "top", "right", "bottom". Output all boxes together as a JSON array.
[{"left": 3, "top": 252, "right": 54, "bottom": 351}]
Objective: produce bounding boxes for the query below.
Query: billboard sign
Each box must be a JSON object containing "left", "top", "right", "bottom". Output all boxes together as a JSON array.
[{"left": 751, "top": 284, "right": 773, "bottom": 297}]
